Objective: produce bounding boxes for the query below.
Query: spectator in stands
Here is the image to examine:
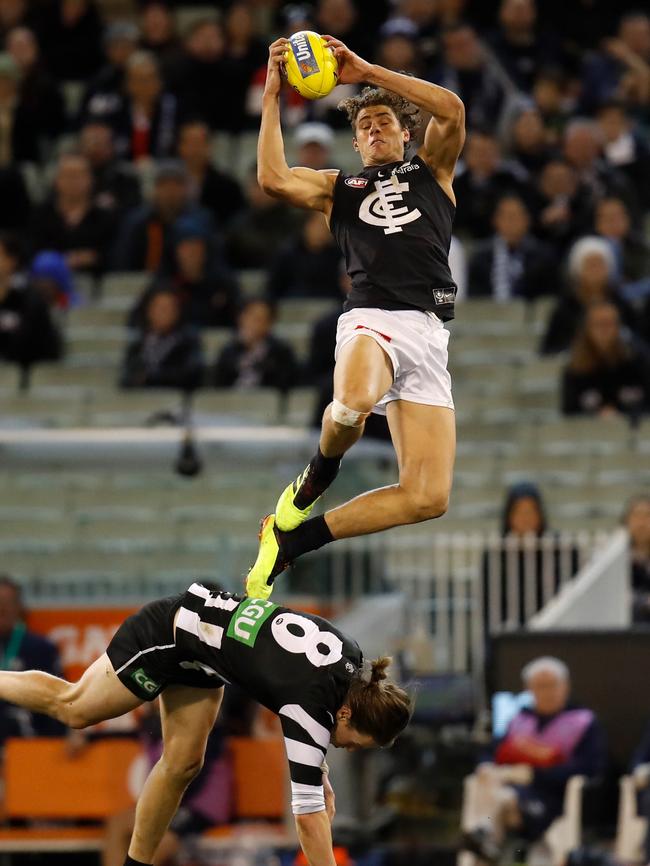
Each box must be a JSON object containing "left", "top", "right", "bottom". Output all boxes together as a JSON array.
[
  {"left": 580, "top": 11, "right": 650, "bottom": 115},
  {"left": 225, "top": 165, "right": 303, "bottom": 269},
  {"left": 540, "top": 236, "right": 637, "bottom": 355},
  {"left": 79, "top": 122, "right": 141, "bottom": 218},
  {"left": 293, "top": 122, "right": 335, "bottom": 171},
  {"left": 120, "top": 288, "right": 204, "bottom": 391},
  {"left": 5, "top": 27, "right": 65, "bottom": 144},
  {"left": 267, "top": 210, "right": 342, "bottom": 301},
  {"left": 222, "top": 1, "right": 267, "bottom": 134},
  {"left": 482, "top": 482, "right": 579, "bottom": 632},
  {"left": 562, "top": 119, "right": 638, "bottom": 219},
  {"left": 509, "top": 106, "right": 554, "bottom": 177},
  {"left": 453, "top": 130, "right": 529, "bottom": 239},
  {"left": 0, "top": 0, "right": 29, "bottom": 41},
  {"left": 87, "top": 50, "right": 179, "bottom": 163},
  {"left": 0, "top": 162, "right": 30, "bottom": 231},
  {"left": 138, "top": 2, "right": 181, "bottom": 77},
  {"left": 630, "top": 716, "right": 650, "bottom": 862},
  {"left": 0, "top": 233, "right": 63, "bottom": 367},
  {"left": 461, "top": 656, "right": 605, "bottom": 862},
  {"left": 623, "top": 494, "right": 650, "bottom": 625},
  {"left": 129, "top": 214, "right": 239, "bottom": 330},
  {"left": 213, "top": 298, "right": 298, "bottom": 392},
  {"left": 468, "top": 195, "right": 556, "bottom": 300},
  {"left": 375, "top": 19, "right": 425, "bottom": 78},
  {"left": 31, "top": 152, "right": 116, "bottom": 278},
  {"left": 168, "top": 18, "right": 229, "bottom": 132},
  {"left": 531, "top": 160, "right": 592, "bottom": 255},
  {"left": 113, "top": 160, "right": 215, "bottom": 274},
  {"left": 316, "top": 0, "right": 373, "bottom": 59},
  {"left": 561, "top": 301, "right": 649, "bottom": 419},
  {"left": 80, "top": 20, "right": 140, "bottom": 124},
  {"left": 594, "top": 196, "right": 650, "bottom": 283},
  {"left": 532, "top": 68, "right": 570, "bottom": 145},
  {"left": 433, "top": 22, "right": 510, "bottom": 132},
  {"left": 488, "top": 0, "right": 564, "bottom": 93},
  {"left": 0, "top": 51, "right": 40, "bottom": 163},
  {"left": 29, "top": 250, "right": 78, "bottom": 311},
  {"left": 0, "top": 576, "right": 65, "bottom": 746},
  {"left": 177, "top": 120, "right": 245, "bottom": 227},
  {"left": 37, "top": 0, "right": 103, "bottom": 82},
  {"left": 596, "top": 101, "right": 650, "bottom": 211}
]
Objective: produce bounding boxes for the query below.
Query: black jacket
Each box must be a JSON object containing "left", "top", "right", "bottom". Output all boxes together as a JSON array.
[
  {"left": 120, "top": 325, "right": 204, "bottom": 391},
  {"left": 0, "top": 279, "right": 63, "bottom": 366},
  {"left": 213, "top": 335, "right": 298, "bottom": 392},
  {"left": 561, "top": 355, "right": 649, "bottom": 417},
  {"left": 468, "top": 236, "right": 558, "bottom": 300}
]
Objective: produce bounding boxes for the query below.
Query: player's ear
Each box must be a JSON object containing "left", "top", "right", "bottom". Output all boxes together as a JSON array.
[
  {"left": 337, "top": 705, "right": 352, "bottom": 721},
  {"left": 352, "top": 137, "right": 359, "bottom": 152},
  {"left": 402, "top": 127, "right": 410, "bottom": 144}
]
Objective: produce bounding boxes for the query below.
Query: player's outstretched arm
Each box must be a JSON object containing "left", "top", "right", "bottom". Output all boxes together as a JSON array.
[
  {"left": 258, "top": 39, "right": 338, "bottom": 213},
  {"left": 295, "top": 809, "right": 338, "bottom": 866},
  {"left": 324, "top": 36, "right": 465, "bottom": 192}
]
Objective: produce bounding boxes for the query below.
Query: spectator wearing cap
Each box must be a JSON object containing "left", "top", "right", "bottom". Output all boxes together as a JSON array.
[
  {"left": 580, "top": 11, "right": 650, "bottom": 116},
  {"left": 177, "top": 120, "right": 245, "bottom": 227},
  {"left": 0, "top": 233, "right": 63, "bottom": 368},
  {"left": 267, "top": 210, "right": 342, "bottom": 302},
  {"left": 487, "top": 0, "right": 565, "bottom": 93},
  {"left": 29, "top": 251, "right": 78, "bottom": 311},
  {"left": 376, "top": 18, "right": 425, "bottom": 78},
  {"left": 541, "top": 236, "right": 638, "bottom": 355},
  {"left": 79, "top": 122, "right": 142, "bottom": 218},
  {"left": 113, "top": 160, "right": 215, "bottom": 273},
  {"left": 0, "top": 52, "right": 40, "bottom": 163},
  {"left": 213, "top": 298, "right": 298, "bottom": 392},
  {"left": 293, "top": 122, "right": 334, "bottom": 171},
  {"left": 596, "top": 101, "right": 650, "bottom": 212},
  {"left": 86, "top": 50, "right": 179, "bottom": 163},
  {"left": 36, "top": 0, "right": 103, "bottom": 82},
  {"left": 5, "top": 27, "right": 64, "bottom": 143},
  {"left": 31, "top": 152, "right": 116, "bottom": 278},
  {"left": 561, "top": 301, "right": 649, "bottom": 420},
  {"left": 80, "top": 20, "right": 140, "bottom": 124},
  {"left": 468, "top": 195, "right": 557, "bottom": 300},
  {"left": 432, "top": 22, "right": 511, "bottom": 133},
  {"left": 128, "top": 213, "right": 239, "bottom": 330},
  {"left": 225, "top": 165, "right": 303, "bottom": 269},
  {"left": 453, "top": 130, "right": 530, "bottom": 239},
  {"left": 120, "top": 287, "right": 204, "bottom": 391},
  {"left": 594, "top": 196, "right": 650, "bottom": 283}
]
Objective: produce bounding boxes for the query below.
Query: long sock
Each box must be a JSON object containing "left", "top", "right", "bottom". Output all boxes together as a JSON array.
[
  {"left": 124, "top": 857, "right": 152, "bottom": 866},
  {"left": 279, "top": 515, "right": 334, "bottom": 562},
  {"left": 293, "top": 448, "right": 343, "bottom": 510}
]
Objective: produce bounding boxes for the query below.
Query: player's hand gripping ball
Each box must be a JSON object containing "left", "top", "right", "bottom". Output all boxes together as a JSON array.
[{"left": 283, "top": 31, "right": 338, "bottom": 100}]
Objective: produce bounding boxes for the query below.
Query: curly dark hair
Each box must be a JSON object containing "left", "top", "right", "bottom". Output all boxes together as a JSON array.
[{"left": 338, "top": 86, "right": 421, "bottom": 135}]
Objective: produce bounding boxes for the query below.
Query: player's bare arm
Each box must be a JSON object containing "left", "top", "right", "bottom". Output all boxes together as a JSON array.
[
  {"left": 324, "top": 36, "right": 466, "bottom": 201},
  {"left": 257, "top": 38, "right": 338, "bottom": 214},
  {"left": 295, "top": 809, "right": 338, "bottom": 866}
]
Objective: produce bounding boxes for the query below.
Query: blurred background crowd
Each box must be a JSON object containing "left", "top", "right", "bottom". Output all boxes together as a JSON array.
[{"left": 0, "top": 0, "right": 649, "bottom": 418}]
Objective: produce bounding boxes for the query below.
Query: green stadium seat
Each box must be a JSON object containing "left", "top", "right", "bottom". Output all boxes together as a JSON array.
[
  {"left": 277, "top": 299, "right": 333, "bottom": 325},
  {"left": 283, "top": 388, "right": 316, "bottom": 426},
  {"left": 194, "top": 389, "right": 281, "bottom": 424},
  {"left": 533, "top": 417, "right": 633, "bottom": 455},
  {"left": 101, "top": 273, "right": 147, "bottom": 299}
]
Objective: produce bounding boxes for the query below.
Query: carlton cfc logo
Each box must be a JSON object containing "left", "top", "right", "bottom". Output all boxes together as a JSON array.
[{"left": 359, "top": 178, "right": 422, "bottom": 235}]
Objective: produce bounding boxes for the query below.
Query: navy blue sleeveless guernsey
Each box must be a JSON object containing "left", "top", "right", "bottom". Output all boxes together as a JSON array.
[{"left": 330, "top": 154, "right": 457, "bottom": 321}]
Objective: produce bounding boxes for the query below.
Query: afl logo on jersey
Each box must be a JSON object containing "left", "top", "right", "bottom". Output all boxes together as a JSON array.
[
  {"left": 345, "top": 176, "right": 368, "bottom": 189},
  {"left": 359, "top": 178, "right": 422, "bottom": 235}
]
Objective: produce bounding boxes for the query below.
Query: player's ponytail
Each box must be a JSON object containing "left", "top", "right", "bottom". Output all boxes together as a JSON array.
[{"left": 345, "top": 656, "right": 413, "bottom": 747}]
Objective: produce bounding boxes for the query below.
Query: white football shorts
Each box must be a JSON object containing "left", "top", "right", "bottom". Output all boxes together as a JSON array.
[{"left": 334, "top": 307, "right": 454, "bottom": 415}]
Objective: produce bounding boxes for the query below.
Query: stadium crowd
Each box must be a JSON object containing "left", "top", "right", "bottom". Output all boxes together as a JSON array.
[{"left": 0, "top": 0, "right": 649, "bottom": 418}]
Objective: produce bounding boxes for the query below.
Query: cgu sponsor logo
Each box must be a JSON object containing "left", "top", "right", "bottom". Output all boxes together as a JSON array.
[
  {"left": 227, "top": 599, "right": 278, "bottom": 647},
  {"left": 290, "top": 32, "right": 319, "bottom": 78},
  {"left": 131, "top": 667, "right": 160, "bottom": 695}
]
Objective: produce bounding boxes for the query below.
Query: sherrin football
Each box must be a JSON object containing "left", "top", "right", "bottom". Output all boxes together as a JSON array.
[{"left": 284, "top": 30, "right": 338, "bottom": 100}]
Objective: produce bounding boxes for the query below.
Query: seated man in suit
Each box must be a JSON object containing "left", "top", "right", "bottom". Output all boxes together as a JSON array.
[{"left": 461, "top": 656, "right": 606, "bottom": 863}]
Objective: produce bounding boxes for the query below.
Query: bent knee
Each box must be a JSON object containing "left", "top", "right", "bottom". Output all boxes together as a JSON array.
[
  {"left": 62, "top": 704, "right": 92, "bottom": 730},
  {"left": 403, "top": 489, "right": 449, "bottom": 522},
  {"left": 161, "top": 749, "right": 205, "bottom": 783},
  {"left": 332, "top": 391, "right": 377, "bottom": 418}
]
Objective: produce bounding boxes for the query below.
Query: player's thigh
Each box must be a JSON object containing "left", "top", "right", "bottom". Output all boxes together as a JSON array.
[
  {"left": 334, "top": 335, "right": 394, "bottom": 409},
  {"left": 387, "top": 400, "right": 456, "bottom": 497},
  {"left": 159, "top": 685, "right": 223, "bottom": 770},
  {"left": 64, "top": 653, "right": 144, "bottom": 727}
]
